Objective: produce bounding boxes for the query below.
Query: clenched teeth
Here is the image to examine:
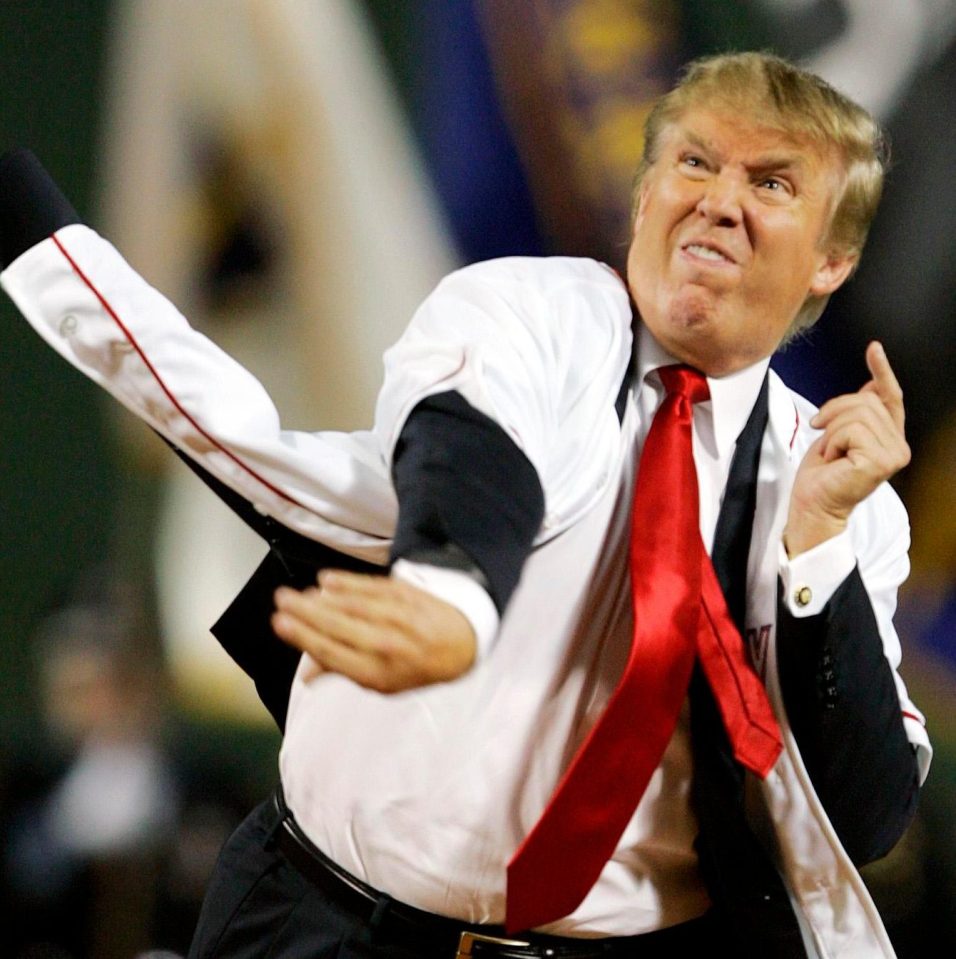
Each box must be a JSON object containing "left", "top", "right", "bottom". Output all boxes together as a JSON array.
[{"left": 686, "top": 243, "right": 731, "bottom": 263}]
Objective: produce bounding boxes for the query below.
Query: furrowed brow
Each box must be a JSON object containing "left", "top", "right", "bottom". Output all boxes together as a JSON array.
[
  {"left": 682, "top": 131, "right": 716, "bottom": 157},
  {"left": 747, "top": 154, "right": 805, "bottom": 178}
]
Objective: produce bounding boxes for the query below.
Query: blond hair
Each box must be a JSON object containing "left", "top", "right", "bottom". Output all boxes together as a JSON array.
[{"left": 633, "top": 52, "right": 889, "bottom": 332}]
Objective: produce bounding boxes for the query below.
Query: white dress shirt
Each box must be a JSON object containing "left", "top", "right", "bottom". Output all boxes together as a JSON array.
[{"left": 280, "top": 265, "right": 856, "bottom": 936}]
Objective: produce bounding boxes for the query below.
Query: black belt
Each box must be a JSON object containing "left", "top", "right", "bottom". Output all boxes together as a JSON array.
[{"left": 270, "top": 789, "right": 714, "bottom": 958}]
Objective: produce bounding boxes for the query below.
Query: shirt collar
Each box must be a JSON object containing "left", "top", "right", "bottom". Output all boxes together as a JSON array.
[{"left": 635, "top": 324, "right": 771, "bottom": 460}]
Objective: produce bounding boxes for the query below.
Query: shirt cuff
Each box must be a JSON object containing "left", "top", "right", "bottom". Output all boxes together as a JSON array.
[
  {"left": 778, "top": 528, "right": 857, "bottom": 617},
  {"left": 390, "top": 559, "right": 500, "bottom": 660}
]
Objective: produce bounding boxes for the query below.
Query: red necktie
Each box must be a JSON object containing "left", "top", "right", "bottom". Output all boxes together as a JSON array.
[{"left": 505, "top": 365, "right": 782, "bottom": 934}]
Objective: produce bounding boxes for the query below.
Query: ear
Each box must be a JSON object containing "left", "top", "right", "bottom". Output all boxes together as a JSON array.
[{"left": 809, "top": 248, "right": 857, "bottom": 297}]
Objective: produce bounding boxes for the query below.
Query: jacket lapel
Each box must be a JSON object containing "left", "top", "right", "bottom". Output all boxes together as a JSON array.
[{"left": 745, "top": 371, "right": 799, "bottom": 677}]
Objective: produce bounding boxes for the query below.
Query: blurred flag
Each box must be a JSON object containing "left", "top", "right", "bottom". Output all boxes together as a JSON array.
[
  {"left": 478, "top": 0, "right": 683, "bottom": 267},
  {"left": 365, "top": 0, "right": 682, "bottom": 269},
  {"left": 396, "top": 0, "right": 546, "bottom": 263},
  {"left": 99, "top": 0, "right": 457, "bottom": 722}
]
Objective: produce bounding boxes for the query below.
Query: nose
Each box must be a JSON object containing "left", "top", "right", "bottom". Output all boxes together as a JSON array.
[{"left": 696, "top": 173, "right": 743, "bottom": 227}]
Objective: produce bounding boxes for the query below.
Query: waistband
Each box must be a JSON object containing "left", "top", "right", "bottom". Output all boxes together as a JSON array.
[{"left": 270, "top": 788, "right": 715, "bottom": 958}]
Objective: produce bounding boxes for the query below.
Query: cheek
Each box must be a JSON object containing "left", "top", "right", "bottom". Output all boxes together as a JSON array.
[
  {"left": 629, "top": 204, "right": 669, "bottom": 272},
  {"left": 626, "top": 240, "right": 663, "bottom": 309}
]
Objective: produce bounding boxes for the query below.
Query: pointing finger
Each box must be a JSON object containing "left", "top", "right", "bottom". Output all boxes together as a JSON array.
[{"left": 862, "top": 341, "right": 905, "bottom": 432}]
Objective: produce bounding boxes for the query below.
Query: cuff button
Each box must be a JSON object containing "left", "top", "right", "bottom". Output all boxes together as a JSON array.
[{"left": 794, "top": 586, "right": 813, "bottom": 608}]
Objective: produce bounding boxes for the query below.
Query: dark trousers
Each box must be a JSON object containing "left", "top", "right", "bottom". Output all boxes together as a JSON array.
[
  {"left": 188, "top": 797, "right": 728, "bottom": 959},
  {"left": 187, "top": 798, "right": 422, "bottom": 959}
]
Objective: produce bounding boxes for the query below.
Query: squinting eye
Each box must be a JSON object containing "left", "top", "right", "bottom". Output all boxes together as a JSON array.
[
  {"left": 679, "top": 154, "right": 707, "bottom": 173},
  {"left": 759, "top": 177, "right": 791, "bottom": 194}
]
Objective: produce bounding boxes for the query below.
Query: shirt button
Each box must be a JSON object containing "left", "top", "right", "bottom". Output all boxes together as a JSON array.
[
  {"left": 59, "top": 314, "right": 78, "bottom": 336},
  {"left": 794, "top": 585, "right": 813, "bottom": 608}
]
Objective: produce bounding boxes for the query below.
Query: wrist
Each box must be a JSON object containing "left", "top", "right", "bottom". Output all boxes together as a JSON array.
[
  {"left": 783, "top": 509, "right": 849, "bottom": 558},
  {"left": 391, "top": 558, "right": 499, "bottom": 661}
]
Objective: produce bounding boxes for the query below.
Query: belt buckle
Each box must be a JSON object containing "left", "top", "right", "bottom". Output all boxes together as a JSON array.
[{"left": 456, "top": 930, "right": 532, "bottom": 957}]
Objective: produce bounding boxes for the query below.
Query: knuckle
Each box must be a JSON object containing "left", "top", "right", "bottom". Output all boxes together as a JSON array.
[{"left": 376, "top": 633, "right": 402, "bottom": 660}]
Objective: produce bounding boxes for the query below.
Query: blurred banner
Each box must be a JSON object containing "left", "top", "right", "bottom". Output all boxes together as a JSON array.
[
  {"left": 386, "top": 0, "right": 547, "bottom": 263},
  {"left": 99, "top": 0, "right": 457, "bottom": 721},
  {"left": 479, "top": 0, "right": 683, "bottom": 266},
  {"left": 369, "top": 0, "right": 684, "bottom": 268}
]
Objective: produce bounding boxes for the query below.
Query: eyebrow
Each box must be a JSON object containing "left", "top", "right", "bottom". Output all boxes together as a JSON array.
[
  {"left": 680, "top": 130, "right": 807, "bottom": 176},
  {"left": 748, "top": 155, "right": 806, "bottom": 177}
]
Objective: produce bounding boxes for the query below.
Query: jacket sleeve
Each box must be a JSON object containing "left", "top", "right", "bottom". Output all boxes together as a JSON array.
[
  {"left": 390, "top": 390, "right": 545, "bottom": 614},
  {"left": 0, "top": 149, "right": 80, "bottom": 264},
  {"left": 777, "top": 486, "right": 925, "bottom": 865},
  {"left": 777, "top": 569, "right": 920, "bottom": 863}
]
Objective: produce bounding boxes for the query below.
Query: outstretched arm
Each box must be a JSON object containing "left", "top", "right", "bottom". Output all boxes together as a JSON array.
[{"left": 0, "top": 149, "right": 397, "bottom": 563}]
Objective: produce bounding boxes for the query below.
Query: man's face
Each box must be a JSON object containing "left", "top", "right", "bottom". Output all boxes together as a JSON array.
[{"left": 626, "top": 107, "right": 856, "bottom": 376}]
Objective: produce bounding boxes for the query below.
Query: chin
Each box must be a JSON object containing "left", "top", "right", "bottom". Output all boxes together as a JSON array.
[
  {"left": 669, "top": 289, "right": 719, "bottom": 330},
  {"left": 661, "top": 304, "right": 715, "bottom": 356},
  {"left": 660, "top": 322, "right": 735, "bottom": 376},
  {"left": 639, "top": 294, "right": 742, "bottom": 374}
]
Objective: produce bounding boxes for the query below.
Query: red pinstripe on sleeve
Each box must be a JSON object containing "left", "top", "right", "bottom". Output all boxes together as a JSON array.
[{"left": 51, "top": 231, "right": 317, "bottom": 517}]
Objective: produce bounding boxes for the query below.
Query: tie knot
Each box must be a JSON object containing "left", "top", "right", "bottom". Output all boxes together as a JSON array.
[{"left": 659, "top": 365, "right": 710, "bottom": 405}]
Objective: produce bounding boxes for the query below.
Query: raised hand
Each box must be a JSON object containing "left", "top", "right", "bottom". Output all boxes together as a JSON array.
[
  {"left": 271, "top": 570, "right": 477, "bottom": 692},
  {"left": 785, "top": 342, "right": 911, "bottom": 557}
]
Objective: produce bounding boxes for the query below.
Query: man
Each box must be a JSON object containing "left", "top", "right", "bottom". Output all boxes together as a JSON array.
[{"left": 0, "top": 52, "right": 929, "bottom": 958}]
